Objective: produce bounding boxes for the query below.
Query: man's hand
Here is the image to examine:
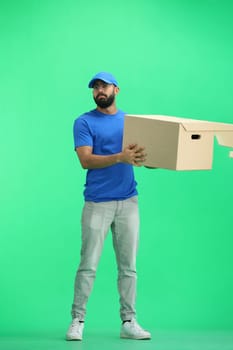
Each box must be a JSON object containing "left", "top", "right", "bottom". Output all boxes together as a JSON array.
[{"left": 119, "top": 144, "right": 147, "bottom": 166}]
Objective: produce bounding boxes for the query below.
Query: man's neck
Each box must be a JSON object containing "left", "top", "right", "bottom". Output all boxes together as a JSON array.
[{"left": 96, "top": 104, "right": 118, "bottom": 115}]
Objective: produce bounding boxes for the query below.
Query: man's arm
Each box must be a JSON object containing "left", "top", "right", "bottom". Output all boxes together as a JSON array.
[{"left": 76, "top": 144, "right": 146, "bottom": 169}]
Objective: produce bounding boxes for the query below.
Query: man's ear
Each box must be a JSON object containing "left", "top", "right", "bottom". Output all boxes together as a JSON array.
[{"left": 115, "top": 86, "right": 120, "bottom": 95}]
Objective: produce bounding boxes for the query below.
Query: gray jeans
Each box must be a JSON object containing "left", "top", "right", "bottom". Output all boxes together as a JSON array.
[{"left": 71, "top": 196, "right": 139, "bottom": 321}]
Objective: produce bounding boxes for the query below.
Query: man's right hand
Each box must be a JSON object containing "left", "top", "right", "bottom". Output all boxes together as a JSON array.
[{"left": 119, "top": 144, "right": 147, "bottom": 166}]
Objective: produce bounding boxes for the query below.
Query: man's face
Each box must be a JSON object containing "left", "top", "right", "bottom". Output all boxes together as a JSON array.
[{"left": 92, "top": 80, "right": 118, "bottom": 108}]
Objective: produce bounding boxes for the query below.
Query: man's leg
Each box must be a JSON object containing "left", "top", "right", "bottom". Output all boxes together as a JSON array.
[
  {"left": 111, "top": 196, "right": 139, "bottom": 322},
  {"left": 111, "top": 197, "right": 151, "bottom": 340},
  {"left": 71, "top": 201, "right": 115, "bottom": 320}
]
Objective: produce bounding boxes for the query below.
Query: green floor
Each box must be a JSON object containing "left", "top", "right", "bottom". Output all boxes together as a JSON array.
[{"left": 1, "top": 330, "right": 233, "bottom": 350}]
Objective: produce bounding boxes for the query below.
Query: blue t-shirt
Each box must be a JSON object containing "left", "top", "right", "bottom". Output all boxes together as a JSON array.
[{"left": 73, "top": 109, "right": 138, "bottom": 202}]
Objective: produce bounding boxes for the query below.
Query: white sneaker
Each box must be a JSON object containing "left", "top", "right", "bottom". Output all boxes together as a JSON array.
[
  {"left": 66, "top": 318, "right": 84, "bottom": 341},
  {"left": 120, "top": 319, "right": 151, "bottom": 340}
]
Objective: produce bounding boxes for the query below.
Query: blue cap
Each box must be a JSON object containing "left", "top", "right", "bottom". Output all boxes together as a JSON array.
[{"left": 88, "top": 72, "right": 119, "bottom": 88}]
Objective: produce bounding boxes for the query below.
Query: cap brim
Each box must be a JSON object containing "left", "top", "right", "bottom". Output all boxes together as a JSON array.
[{"left": 88, "top": 78, "right": 117, "bottom": 88}]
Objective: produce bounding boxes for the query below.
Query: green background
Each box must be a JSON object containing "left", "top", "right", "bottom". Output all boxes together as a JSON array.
[{"left": 1, "top": 0, "right": 233, "bottom": 337}]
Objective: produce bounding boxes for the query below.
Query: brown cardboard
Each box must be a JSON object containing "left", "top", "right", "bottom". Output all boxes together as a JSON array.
[{"left": 122, "top": 114, "right": 233, "bottom": 170}]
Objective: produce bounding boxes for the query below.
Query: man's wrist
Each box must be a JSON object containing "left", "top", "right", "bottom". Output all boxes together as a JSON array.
[{"left": 116, "top": 153, "right": 122, "bottom": 163}]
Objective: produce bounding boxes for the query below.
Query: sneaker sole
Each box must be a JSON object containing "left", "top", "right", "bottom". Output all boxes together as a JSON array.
[
  {"left": 66, "top": 336, "right": 82, "bottom": 341},
  {"left": 120, "top": 334, "right": 151, "bottom": 340}
]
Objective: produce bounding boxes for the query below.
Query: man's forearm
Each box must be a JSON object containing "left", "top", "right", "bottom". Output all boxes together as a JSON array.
[{"left": 78, "top": 152, "right": 123, "bottom": 169}]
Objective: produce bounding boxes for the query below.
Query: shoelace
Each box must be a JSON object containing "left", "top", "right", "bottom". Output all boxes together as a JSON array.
[
  {"left": 130, "top": 320, "right": 145, "bottom": 332},
  {"left": 71, "top": 321, "right": 82, "bottom": 328}
]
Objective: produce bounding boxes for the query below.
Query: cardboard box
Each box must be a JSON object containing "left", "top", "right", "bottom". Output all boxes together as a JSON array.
[{"left": 122, "top": 114, "right": 233, "bottom": 170}]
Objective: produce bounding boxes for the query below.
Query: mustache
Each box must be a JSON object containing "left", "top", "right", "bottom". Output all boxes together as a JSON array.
[{"left": 96, "top": 93, "right": 107, "bottom": 98}]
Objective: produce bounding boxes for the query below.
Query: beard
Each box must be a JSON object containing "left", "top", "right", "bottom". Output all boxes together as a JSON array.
[{"left": 94, "top": 92, "right": 115, "bottom": 109}]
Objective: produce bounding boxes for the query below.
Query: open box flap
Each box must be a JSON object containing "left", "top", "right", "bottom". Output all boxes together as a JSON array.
[{"left": 215, "top": 132, "right": 233, "bottom": 147}]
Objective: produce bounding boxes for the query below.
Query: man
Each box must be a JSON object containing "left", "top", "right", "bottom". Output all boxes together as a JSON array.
[{"left": 66, "top": 72, "right": 151, "bottom": 341}]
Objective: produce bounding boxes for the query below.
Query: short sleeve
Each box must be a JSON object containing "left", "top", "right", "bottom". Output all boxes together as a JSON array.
[{"left": 73, "top": 117, "right": 93, "bottom": 149}]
